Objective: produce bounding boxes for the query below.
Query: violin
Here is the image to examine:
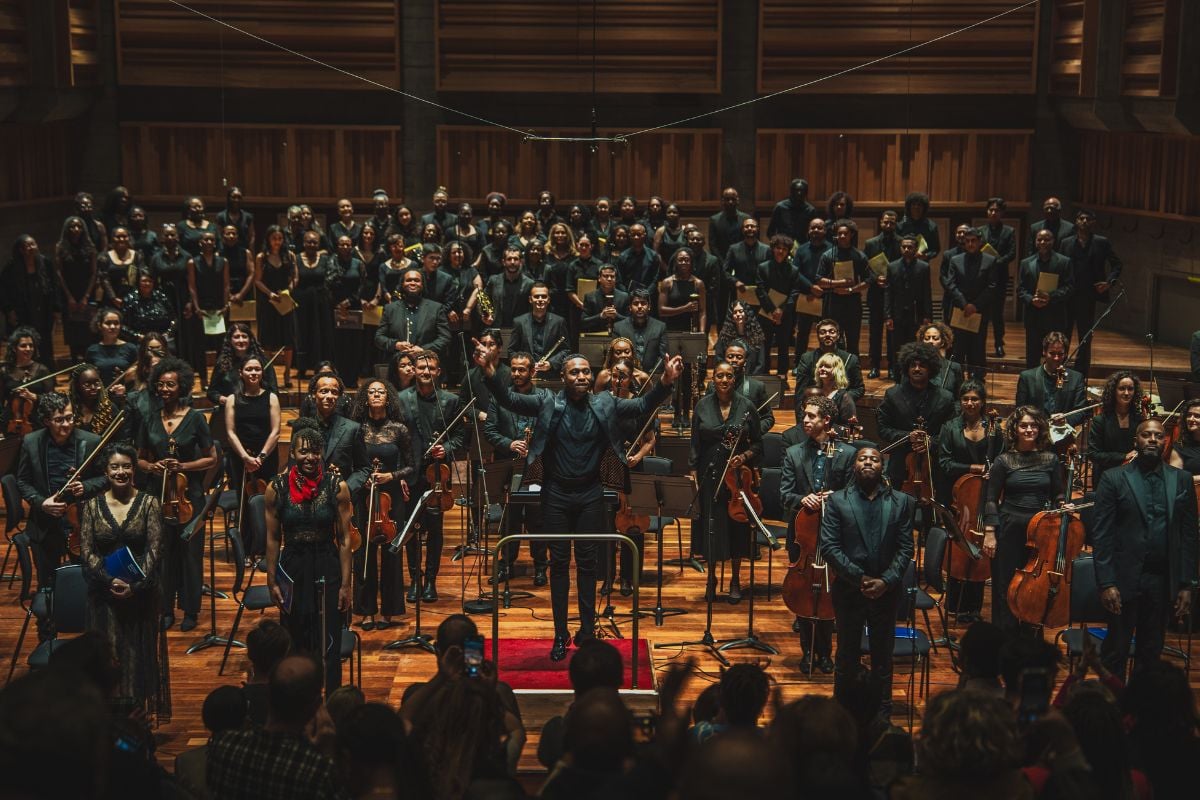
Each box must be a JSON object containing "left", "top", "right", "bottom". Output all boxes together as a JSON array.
[
  {"left": 161, "top": 437, "right": 194, "bottom": 525},
  {"left": 365, "top": 458, "right": 396, "bottom": 544},
  {"left": 328, "top": 464, "right": 362, "bottom": 551},
  {"left": 901, "top": 416, "right": 934, "bottom": 505},
  {"left": 1124, "top": 394, "right": 1158, "bottom": 465},
  {"left": 7, "top": 392, "right": 33, "bottom": 436},
  {"left": 1007, "top": 449, "right": 1089, "bottom": 628},
  {"left": 948, "top": 409, "right": 999, "bottom": 584},
  {"left": 782, "top": 436, "right": 837, "bottom": 621},
  {"left": 424, "top": 450, "right": 455, "bottom": 513},
  {"left": 718, "top": 412, "right": 762, "bottom": 523},
  {"left": 616, "top": 421, "right": 651, "bottom": 533}
]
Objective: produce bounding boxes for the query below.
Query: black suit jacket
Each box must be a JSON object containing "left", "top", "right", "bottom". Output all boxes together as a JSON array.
[
  {"left": 1017, "top": 252, "right": 1074, "bottom": 322},
  {"left": 979, "top": 223, "right": 1017, "bottom": 287},
  {"left": 945, "top": 252, "right": 997, "bottom": 310},
  {"left": 1092, "top": 463, "right": 1198, "bottom": 598},
  {"left": 883, "top": 258, "right": 932, "bottom": 324},
  {"left": 792, "top": 347, "right": 865, "bottom": 401},
  {"left": 484, "top": 387, "right": 551, "bottom": 461},
  {"left": 819, "top": 484, "right": 915, "bottom": 588},
  {"left": 1015, "top": 366, "right": 1088, "bottom": 424},
  {"left": 723, "top": 240, "right": 771, "bottom": 285},
  {"left": 1027, "top": 218, "right": 1075, "bottom": 254},
  {"left": 374, "top": 297, "right": 451, "bottom": 357},
  {"left": 398, "top": 387, "right": 468, "bottom": 487},
  {"left": 780, "top": 439, "right": 855, "bottom": 510},
  {"left": 581, "top": 289, "right": 630, "bottom": 332},
  {"left": 1057, "top": 234, "right": 1122, "bottom": 303},
  {"left": 484, "top": 273, "right": 535, "bottom": 327},
  {"left": 316, "top": 415, "right": 369, "bottom": 495},
  {"left": 17, "top": 428, "right": 108, "bottom": 543},
  {"left": 876, "top": 382, "right": 956, "bottom": 485},
  {"left": 612, "top": 317, "right": 668, "bottom": 372},
  {"left": 708, "top": 210, "right": 751, "bottom": 259},
  {"left": 508, "top": 312, "right": 570, "bottom": 371}
]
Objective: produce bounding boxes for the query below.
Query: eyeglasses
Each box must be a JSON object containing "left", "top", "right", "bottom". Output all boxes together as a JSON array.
[
  {"left": 155, "top": 380, "right": 179, "bottom": 389},
  {"left": 50, "top": 415, "right": 75, "bottom": 424}
]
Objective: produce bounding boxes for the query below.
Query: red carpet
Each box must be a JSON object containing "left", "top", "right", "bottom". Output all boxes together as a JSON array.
[{"left": 492, "top": 638, "right": 654, "bottom": 690}]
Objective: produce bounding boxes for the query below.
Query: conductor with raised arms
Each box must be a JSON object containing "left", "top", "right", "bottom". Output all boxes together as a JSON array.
[{"left": 474, "top": 340, "right": 684, "bottom": 661}]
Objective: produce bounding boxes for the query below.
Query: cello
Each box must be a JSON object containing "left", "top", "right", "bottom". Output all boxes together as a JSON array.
[
  {"left": 948, "top": 409, "right": 1000, "bottom": 584},
  {"left": 782, "top": 436, "right": 838, "bottom": 622},
  {"left": 1007, "top": 449, "right": 1091, "bottom": 629}
]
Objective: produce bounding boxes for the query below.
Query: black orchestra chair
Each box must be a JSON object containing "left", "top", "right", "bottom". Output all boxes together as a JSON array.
[
  {"left": 12, "top": 562, "right": 88, "bottom": 678},
  {"left": 2, "top": 473, "right": 27, "bottom": 586},
  {"left": 761, "top": 432, "right": 785, "bottom": 470},
  {"left": 219, "top": 497, "right": 271, "bottom": 676},
  {"left": 340, "top": 626, "right": 362, "bottom": 687},
  {"left": 6, "top": 533, "right": 42, "bottom": 684},
  {"left": 861, "top": 560, "right": 932, "bottom": 698},
  {"left": 640, "top": 455, "right": 681, "bottom": 553},
  {"left": 915, "top": 526, "right": 950, "bottom": 651},
  {"left": 1056, "top": 555, "right": 1107, "bottom": 672},
  {"left": 756, "top": 467, "right": 790, "bottom": 600}
]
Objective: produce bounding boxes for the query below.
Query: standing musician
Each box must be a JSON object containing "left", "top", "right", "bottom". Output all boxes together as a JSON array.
[
  {"left": 612, "top": 289, "right": 668, "bottom": 374},
  {"left": 306, "top": 371, "right": 370, "bottom": 497},
  {"left": 475, "top": 342, "right": 683, "bottom": 662},
  {"left": 223, "top": 354, "right": 282, "bottom": 547},
  {"left": 135, "top": 357, "right": 217, "bottom": 633},
  {"left": 755, "top": 234, "right": 800, "bottom": 376},
  {"left": 819, "top": 445, "right": 916, "bottom": 720},
  {"left": 876, "top": 342, "right": 955, "bottom": 489},
  {"left": 981, "top": 406, "right": 1065, "bottom": 632},
  {"left": 815, "top": 220, "right": 871, "bottom": 357},
  {"left": 606, "top": 360, "right": 658, "bottom": 598},
  {"left": 350, "top": 379, "right": 413, "bottom": 631},
  {"left": 1017, "top": 229, "right": 1074, "bottom": 369},
  {"left": 944, "top": 228, "right": 996, "bottom": 379},
  {"left": 207, "top": 323, "right": 281, "bottom": 408},
  {"left": 397, "top": 351, "right": 466, "bottom": 603},
  {"left": 1093, "top": 419, "right": 1197, "bottom": 680},
  {"left": 692, "top": 360, "right": 763, "bottom": 605},
  {"left": 919, "top": 322, "right": 963, "bottom": 398},
  {"left": 1087, "top": 371, "right": 1144, "bottom": 489},
  {"left": 508, "top": 282, "right": 570, "bottom": 374},
  {"left": 781, "top": 395, "right": 855, "bottom": 674},
  {"left": 374, "top": 268, "right": 451, "bottom": 361},
  {"left": 1015, "top": 331, "right": 1089, "bottom": 429},
  {"left": 792, "top": 319, "right": 866, "bottom": 405},
  {"left": 936, "top": 380, "right": 1002, "bottom": 622},
  {"left": 1168, "top": 399, "right": 1200, "bottom": 475},
  {"left": 715, "top": 340, "right": 776, "bottom": 436},
  {"left": 16, "top": 392, "right": 107, "bottom": 599},
  {"left": 67, "top": 364, "right": 117, "bottom": 435},
  {"left": 264, "top": 418, "right": 355, "bottom": 696},
  {"left": 863, "top": 210, "right": 902, "bottom": 381},
  {"left": 483, "top": 351, "right": 549, "bottom": 587},
  {"left": 2, "top": 326, "right": 54, "bottom": 433},
  {"left": 883, "top": 236, "right": 933, "bottom": 382},
  {"left": 1058, "top": 209, "right": 1122, "bottom": 381}
]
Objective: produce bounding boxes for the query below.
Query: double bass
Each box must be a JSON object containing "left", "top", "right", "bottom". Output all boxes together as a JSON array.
[
  {"left": 1007, "top": 449, "right": 1089, "bottom": 628},
  {"left": 782, "top": 436, "right": 838, "bottom": 621},
  {"left": 948, "top": 409, "right": 1000, "bottom": 584}
]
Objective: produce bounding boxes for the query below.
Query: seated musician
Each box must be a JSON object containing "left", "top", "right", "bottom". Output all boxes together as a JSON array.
[
  {"left": 2, "top": 326, "right": 54, "bottom": 433},
  {"left": 579, "top": 265, "right": 629, "bottom": 333},
  {"left": 508, "top": 282, "right": 569, "bottom": 375},
  {"left": 792, "top": 318, "right": 865, "bottom": 407},
  {"left": 1168, "top": 399, "right": 1200, "bottom": 477},
  {"left": 1087, "top": 371, "right": 1145, "bottom": 488},
  {"left": 607, "top": 359, "right": 658, "bottom": 598},
  {"left": 780, "top": 395, "right": 854, "bottom": 674},
  {"left": 1015, "top": 331, "right": 1088, "bottom": 430},
  {"left": 875, "top": 342, "right": 955, "bottom": 490},
  {"left": 593, "top": 337, "right": 650, "bottom": 392}
]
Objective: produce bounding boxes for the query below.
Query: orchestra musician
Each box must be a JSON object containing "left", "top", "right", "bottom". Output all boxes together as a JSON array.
[
  {"left": 691, "top": 360, "right": 763, "bottom": 605},
  {"left": 612, "top": 289, "right": 668, "bottom": 373},
  {"left": 876, "top": 342, "right": 955, "bottom": 488},
  {"left": 606, "top": 359, "right": 658, "bottom": 598},
  {"left": 792, "top": 319, "right": 865, "bottom": 406},
  {"left": 1092, "top": 419, "right": 1197, "bottom": 680},
  {"left": 809, "top": 354, "right": 858, "bottom": 427},
  {"left": 475, "top": 342, "right": 683, "bottom": 662},
  {"left": 1087, "top": 371, "right": 1145, "bottom": 488},
  {"left": 981, "top": 406, "right": 1065, "bottom": 632},
  {"left": 1168, "top": 399, "right": 1200, "bottom": 476},
  {"left": 374, "top": 268, "right": 451, "bottom": 361},
  {"left": 1015, "top": 331, "right": 1089, "bottom": 429},
  {"left": 919, "top": 322, "right": 962, "bottom": 398},
  {"left": 863, "top": 210, "right": 902, "bottom": 380},
  {"left": 715, "top": 340, "right": 775, "bottom": 436},
  {"left": 819, "top": 445, "right": 916, "bottom": 720},
  {"left": 2, "top": 326, "right": 54, "bottom": 431},
  {"left": 815, "top": 220, "right": 871, "bottom": 357},
  {"left": 1017, "top": 228, "right": 1074, "bottom": 369},
  {"left": 580, "top": 265, "right": 629, "bottom": 334},
  {"left": 1058, "top": 209, "right": 1122, "bottom": 380},
  {"left": 781, "top": 395, "right": 855, "bottom": 674},
  {"left": 223, "top": 354, "right": 282, "bottom": 542},
  {"left": 508, "top": 283, "right": 570, "bottom": 374},
  {"left": 883, "top": 235, "right": 933, "bottom": 382},
  {"left": 594, "top": 337, "right": 650, "bottom": 391}
]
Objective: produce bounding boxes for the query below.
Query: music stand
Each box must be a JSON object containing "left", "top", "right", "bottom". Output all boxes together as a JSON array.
[
  {"left": 632, "top": 474, "right": 689, "bottom": 626},
  {"left": 471, "top": 460, "right": 533, "bottom": 613},
  {"left": 184, "top": 482, "right": 236, "bottom": 655},
  {"left": 667, "top": 332, "right": 708, "bottom": 362},
  {"left": 579, "top": 335, "right": 609, "bottom": 367},
  {"left": 384, "top": 490, "right": 437, "bottom": 654},
  {"left": 654, "top": 449, "right": 704, "bottom": 572},
  {"left": 717, "top": 497, "right": 779, "bottom": 655}
]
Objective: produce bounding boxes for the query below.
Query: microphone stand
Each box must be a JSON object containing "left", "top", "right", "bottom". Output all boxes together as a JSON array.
[
  {"left": 717, "top": 496, "right": 779, "bottom": 655},
  {"left": 1065, "top": 286, "right": 1126, "bottom": 375},
  {"left": 383, "top": 490, "right": 436, "bottom": 653},
  {"left": 452, "top": 352, "right": 489, "bottom": 563}
]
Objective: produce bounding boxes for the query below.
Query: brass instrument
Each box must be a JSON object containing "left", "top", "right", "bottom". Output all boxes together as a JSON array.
[{"left": 477, "top": 286, "right": 495, "bottom": 324}]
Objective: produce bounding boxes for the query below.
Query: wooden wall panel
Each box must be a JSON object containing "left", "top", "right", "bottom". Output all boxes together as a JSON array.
[
  {"left": 0, "top": 122, "right": 84, "bottom": 206},
  {"left": 435, "top": 0, "right": 721, "bottom": 94},
  {"left": 1121, "top": 0, "right": 1180, "bottom": 97},
  {"left": 119, "top": 123, "right": 401, "bottom": 206},
  {"left": 115, "top": 1, "right": 399, "bottom": 89},
  {"left": 1049, "top": 0, "right": 1099, "bottom": 96},
  {"left": 758, "top": 1, "right": 1037, "bottom": 95},
  {"left": 66, "top": 0, "right": 99, "bottom": 86},
  {"left": 755, "top": 130, "right": 1032, "bottom": 211},
  {"left": 1078, "top": 131, "right": 1200, "bottom": 220},
  {"left": 436, "top": 126, "right": 722, "bottom": 207},
  {"left": 0, "top": 0, "right": 29, "bottom": 87}
]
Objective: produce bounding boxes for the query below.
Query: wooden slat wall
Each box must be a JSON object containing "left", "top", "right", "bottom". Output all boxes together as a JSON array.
[
  {"left": 1049, "top": 0, "right": 1099, "bottom": 96},
  {"left": 0, "top": 0, "right": 29, "bottom": 87},
  {"left": 114, "top": 1, "right": 399, "bottom": 89},
  {"left": 436, "top": 126, "right": 723, "bottom": 207},
  {"left": 435, "top": 0, "right": 721, "bottom": 94},
  {"left": 1120, "top": 0, "right": 1180, "bottom": 97},
  {"left": 758, "top": 0, "right": 1037, "bottom": 95},
  {"left": 67, "top": 0, "right": 99, "bottom": 86},
  {"left": 0, "top": 121, "right": 84, "bottom": 206},
  {"left": 755, "top": 130, "right": 1033, "bottom": 210},
  {"left": 118, "top": 123, "right": 402, "bottom": 206},
  {"left": 1077, "top": 130, "right": 1200, "bottom": 220}
]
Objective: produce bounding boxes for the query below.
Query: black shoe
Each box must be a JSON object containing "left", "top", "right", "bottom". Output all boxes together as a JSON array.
[
  {"left": 792, "top": 617, "right": 804, "bottom": 633},
  {"left": 406, "top": 583, "right": 419, "bottom": 603},
  {"left": 360, "top": 618, "right": 376, "bottom": 631},
  {"left": 180, "top": 615, "right": 197, "bottom": 633},
  {"left": 375, "top": 619, "right": 392, "bottom": 631},
  {"left": 868, "top": 368, "right": 881, "bottom": 379},
  {"left": 550, "top": 634, "right": 570, "bottom": 661},
  {"left": 818, "top": 656, "right": 835, "bottom": 674},
  {"left": 800, "top": 654, "right": 814, "bottom": 675},
  {"left": 728, "top": 582, "right": 742, "bottom": 604},
  {"left": 533, "top": 567, "right": 548, "bottom": 587},
  {"left": 619, "top": 578, "right": 634, "bottom": 597},
  {"left": 573, "top": 628, "right": 596, "bottom": 647},
  {"left": 489, "top": 565, "right": 511, "bottom": 585},
  {"left": 994, "top": 346, "right": 1005, "bottom": 358},
  {"left": 160, "top": 615, "right": 176, "bottom": 632},
  {"left": 421, "top": 583, "right": 438, "bottom": 603}
]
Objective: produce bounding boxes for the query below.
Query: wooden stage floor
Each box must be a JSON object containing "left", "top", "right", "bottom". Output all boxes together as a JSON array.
[{"left": 1, "top": 323, "right": 1196, "bottom": 774}]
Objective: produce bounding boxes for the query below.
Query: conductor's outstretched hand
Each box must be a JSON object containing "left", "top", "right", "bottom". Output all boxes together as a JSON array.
[{"left": 662, "top": 354, "right": 684, "bottom": 385}]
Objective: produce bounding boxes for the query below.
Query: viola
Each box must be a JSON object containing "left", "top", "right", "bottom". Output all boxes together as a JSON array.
[
  {"left": 365, "top": 458, "right": 397, "bottom": 544},
  {"left": 1007, "top": 450, "right": 1088, "bottom": 629},
  {"left": 724, "top": 464, "right": 762, "bottom": 523},
  {"left": 328, "top": 464, "right": 362, "bottom": 551},
  {"left": 782, "top": 437, "right": 837, "bottom": 621},
  {"left": 424, "top": 458, "right": 455, "bottom": 513},
  {"left": 948, "top": 410, "right": 998, "bottom": 584},
  {"left": 901, "top": 416, "right": 934, "bottom": 504},
  {"left": 161, "top": 438, "right": 194, "bottom": 526}
]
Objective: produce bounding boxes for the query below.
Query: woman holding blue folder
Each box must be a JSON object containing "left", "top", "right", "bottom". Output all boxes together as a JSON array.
[{"left": 78, "top": 441, "right": 170, "bottom": 718}]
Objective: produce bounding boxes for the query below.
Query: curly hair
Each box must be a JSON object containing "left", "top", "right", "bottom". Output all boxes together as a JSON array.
[
  {"left": 351, "top": 380, "right": 401, "bottom": 424},
  {"left": 896, "top": 341, "right": 942, "bottom": 377},
  {"left": 411, "top": 677, "right": 507, "bottom": 800},
  {"left": 150, "top": 357, "right": 195, "bottom": 405},
  {"left": 68, "top": 363, "right": 115, "bottom": 432},
  {"left": 799, "top": 393, "right": 839, "bottom": 422},
  {"left": 1099, "top": 370, "right": 1140, "bottom": 415},
  {"left": 919, "top": 320, "right": 955, "bottom": 352},
  {"left": 134, "top": 333, "right": 170, "bottom": 386},
  {"left": 715, "top": 301, "right": 765, "bottom": 355},
  {"left": 1004, "top": 405, "right": 1051, "bottom": 451},
  {"left": 4, "top": 325, "right": 41, "bottom": 368},
  {"left": 290, "top": 416, "right": 326, "bottom": 453},
  {"left": 826, "top": 192, "right": 855, "bottom": 221},
  {"left": 215, "top": 322, "right": 267, "bottom": 375},
  {"left": 917, "top": 690, "right": 1022, "bottom": 781}
]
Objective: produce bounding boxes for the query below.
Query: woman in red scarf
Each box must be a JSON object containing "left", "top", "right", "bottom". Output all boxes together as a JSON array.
[{"left": 264, "top": 417, "right": 354, "bottom": 696}]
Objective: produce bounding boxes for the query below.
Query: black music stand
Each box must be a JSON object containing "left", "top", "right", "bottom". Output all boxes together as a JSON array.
[
  {"left": 717, "top": 496, "right": 779, "bottom": 655},
  {"left": 666, "top": 332, "right": 708, "bottom": 362},
  {"left": 579, "top": 335, "right": 609, "bottom": 367},
  {"left": 184, "top": 482, "right": 236, "bottom": 655},
  {"left": 384, "top": 490, "right": 437, "bottom": 654},
  {"left": 633, "top": 474, "right": 689, "bottom": 626},
  {"left": 473, "top": 461, "right": 534, "bottom": 613}
]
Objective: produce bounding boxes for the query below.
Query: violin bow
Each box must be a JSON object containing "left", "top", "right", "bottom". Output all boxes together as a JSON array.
[
  {"left": 53, "top": 410, "right": 127, "bottom": 500},
  {"left": 14, "top": 364, "right": 76, "bottom": 392}
]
